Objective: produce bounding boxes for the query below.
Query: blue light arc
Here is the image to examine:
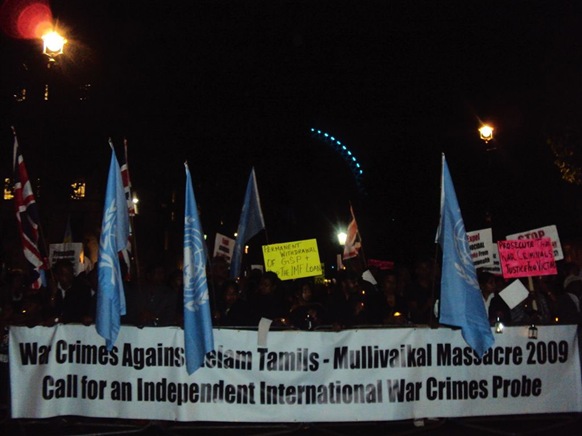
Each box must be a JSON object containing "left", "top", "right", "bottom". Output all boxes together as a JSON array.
[{"left": 310, "top": 128, "right": 365, "bottom": 195}]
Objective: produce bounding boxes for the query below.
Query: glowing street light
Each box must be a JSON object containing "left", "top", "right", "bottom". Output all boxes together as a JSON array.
[
  {"left": 478, "top": 124, "right": 494, "bottom": 143},
  {"left": 42, "top": 30, "right": 66, "bottom": 61},
  {"left": 337, "top": 231, "right": 347, "bottom": 246}
]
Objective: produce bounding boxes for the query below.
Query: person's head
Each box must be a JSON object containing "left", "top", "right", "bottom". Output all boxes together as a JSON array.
[
  {"left": 258, "top": 271, "right": 280, "bottom": 296},
  {"left": 295, "top": 280, "right": 314, "bottom": 303},
  {"left": 413, "top": 258, "right": 433, "bottom": 281},
  {"left": 54, "top": 260, "right": 75, "bottom": 290},
  {"left": 478, "top": 271, "right": 497, "bottom": 297},
  {"left": 380, "top": 271, "right": 398, "bottom": 296},
  {"left": 222, "top": 280, "right": 240, "bottom": 306}
]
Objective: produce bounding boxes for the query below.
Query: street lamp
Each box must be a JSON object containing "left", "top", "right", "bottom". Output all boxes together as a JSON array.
[
  {"left": 337, "top": 231, "right": 347, "bottom": 246},
  {"left": 41, "top": 30, "right": 66, "bottom": 101},
  {"left": 42, "top": 30, "right": 66, "bottom": 61}
]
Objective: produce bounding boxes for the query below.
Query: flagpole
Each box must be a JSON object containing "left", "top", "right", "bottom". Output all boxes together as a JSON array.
[
  {"left": 430, "top": 154, "right": 445, "bottom": 329},
  {"left": 430, "top": 243, "right": 440, "bottom": 329}
]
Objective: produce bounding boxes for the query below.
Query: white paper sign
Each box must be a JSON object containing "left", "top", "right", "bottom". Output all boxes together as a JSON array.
[
  {"left": 213, "top": 233, "right": 235, "bottom": 263},
  {"left": 507, "top": 225, "right": 563, "bottom": 261},
  {"left": 499, "top": 279, "right": 530, "bottom": 310},
  {"left": 467, "top": 228, "right": 495, "bottom": 268},
  {"left": 48, "top": 243, "right": 84, "bottom": 276}
]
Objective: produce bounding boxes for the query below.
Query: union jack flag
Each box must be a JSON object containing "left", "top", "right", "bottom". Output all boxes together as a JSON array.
[
  {"left": 12, "top": 130, "right": 46, "bottom": 289},
  {"left": 343, "top": 205, "right": 361, "bottom": 260}
]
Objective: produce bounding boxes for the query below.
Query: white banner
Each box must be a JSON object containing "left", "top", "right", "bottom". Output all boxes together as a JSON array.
[
  {"left": 10, "top": 325, "right": 582, "bottom": 421},
  {"left": 507, "top": 225, "right": 563, "bottom": 261}
]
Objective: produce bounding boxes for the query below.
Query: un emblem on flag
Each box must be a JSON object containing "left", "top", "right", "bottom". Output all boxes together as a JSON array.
[{"left": 453, "top": 218, "right": 478, "bottom": 289}]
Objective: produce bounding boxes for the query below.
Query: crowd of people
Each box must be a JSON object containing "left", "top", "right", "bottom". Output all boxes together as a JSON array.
[
  {"left": 1, "top": 252, "right": 582, "bottom": 408},
  {"left": 1, "top": 254, "right": 582, "bottom": 333}
]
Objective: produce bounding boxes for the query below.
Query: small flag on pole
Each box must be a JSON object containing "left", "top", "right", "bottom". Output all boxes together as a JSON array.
[
  {"left": 120, "top": 139, "right": 136, "bottom": 217},
  {"left": 183, "top": 162, "right": 214, "bottom": 374},
  {"left": 343, "top": 205, "right": 361, "bottom": 260},
  {"left": 96, "top": 141, "right": 130, "bottom": 351},
  {"left": 119, "top": 139, "right": 134, "bottom": 280},
  {"left": 12, "top": 129, "right": 46, "bottom": 289},
  {"left": 436, "top": 154, "right": 494, "bottom": 358},
  {"left": 230, "top": 168, "right": 265, "bottom": 279}
]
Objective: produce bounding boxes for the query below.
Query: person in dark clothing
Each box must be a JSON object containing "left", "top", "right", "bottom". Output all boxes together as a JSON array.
[
  {"left": 214, "top": 280, "right": 253, "bottom": 327},
  {"left": 378, "top": 271, "right": 408, "bottom": 325},
  {"left": 288, "top": 279, "right": 325, "bottom": 330},
  {"left": 248, "top": 271, "right": 289, "bottom": 326},
  {"left": 47, "top": 260, "right": 94, "bottom": 325}
]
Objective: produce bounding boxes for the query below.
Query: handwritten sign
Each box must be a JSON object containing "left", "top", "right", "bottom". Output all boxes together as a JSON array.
[
  {"left": 262, "top": 239, "right": 322, "bottom": 281},
  {"left": 497, "top": 238, "right": 557, "bottom": 279},
  {"left": 481, "top": 244, "right": 502, "bottom": 275},
  {"left": 506, "top": 225, "right": 563, "bottom": 261},
  {"left": 466, "top": 228, "right": 494, "bottom": 268}
]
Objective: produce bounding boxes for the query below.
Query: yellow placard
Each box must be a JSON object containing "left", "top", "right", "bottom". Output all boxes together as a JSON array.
[{"left": 262, "top": 239, "right": 323, "bottom": 281}]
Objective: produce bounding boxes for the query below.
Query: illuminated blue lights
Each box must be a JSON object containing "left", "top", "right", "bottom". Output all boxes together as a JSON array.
[{"left": 309, "top": 128, "right": 365, "bottom": 194}]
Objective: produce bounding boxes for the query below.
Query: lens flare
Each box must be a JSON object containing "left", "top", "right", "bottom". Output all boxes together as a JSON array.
[{"left": 0, "top": 0, "right": 53, "bottom": 39}]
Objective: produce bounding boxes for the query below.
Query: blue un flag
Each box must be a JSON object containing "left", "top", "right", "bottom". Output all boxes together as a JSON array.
[
  {"left": 230, "top": 167, "right": 265, "bottom": 279},
  {"left": 96, "top": 143, "right": 130, "bottom": 351},
  {"left": 183, "top": 163, "right": 214, "bottom": 374},
  {"left": 436, "top": 154, "right": 494, "bottom": 358}
]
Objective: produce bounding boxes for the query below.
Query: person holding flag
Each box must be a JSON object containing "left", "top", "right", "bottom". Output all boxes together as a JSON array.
[
  {"left": 96, "top": 141, "right": 130, "bottom": 351},
  {"left": 183, "top": 162, "right": 214, "bottom": 374},
  {"left": 230, "top": 168, "right": 265, "bottom": 280},
  {"left": 436, "top": 153, "right": 494, "bottom": 358}
]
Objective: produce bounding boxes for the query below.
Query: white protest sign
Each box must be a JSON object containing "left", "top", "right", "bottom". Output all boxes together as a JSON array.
[
  {"left": 213, "top": 233, "right": 235, "bottom": 263},
  {"left": 499, "top": 279, "right": 530, "bottom": 310},
  {"left": 482, "top": 244, "right": 503, "bottom": 275},
  {"left": 466, "top": 228, "right": 495, "bottom": 268},
  {"left": 507, "top": 225, "right": 563, "bottom": 261},
  {"left": 48, "top": 243, "right": 84, "bottom": 276}
]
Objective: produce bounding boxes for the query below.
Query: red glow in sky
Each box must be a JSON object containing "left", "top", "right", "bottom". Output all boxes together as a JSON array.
[{"left": 0, "top": 0, "right": 53, "bottom": 39}]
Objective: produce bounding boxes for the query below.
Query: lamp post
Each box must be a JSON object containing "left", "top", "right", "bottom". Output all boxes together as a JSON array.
[
  {"left": 479, "top": 124, "right": 495, "bottom": 151},
  {"left": 479, "top": 123, "right": 495, "bottom": 226},
  {"left": 42, "top": 30, "right": 66, "bottom": 60},
  {"left": 336, "top": 231, "right": 347, "bottom": 272},
  {"left": 41, "top": 30, "right": 66, "bottom": 101}
]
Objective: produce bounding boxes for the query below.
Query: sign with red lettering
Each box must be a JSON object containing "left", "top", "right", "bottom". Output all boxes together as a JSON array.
[
  {"left": 497, "top": 238, "right": 557, "bottom": 279},
  {"left": 506, "top": 225, "right": 563, "bottom": 261},
  {"left": 213, "top": 233, "right": 235, "bottom": 263},
  {"left": 367, "top": 259, "right": 395, "bottom": 270}
]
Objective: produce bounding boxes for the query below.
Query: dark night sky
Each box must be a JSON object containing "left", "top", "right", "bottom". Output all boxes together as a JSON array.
[{"left": 1, "top": 0, "right": 582, "bottom": 266}]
